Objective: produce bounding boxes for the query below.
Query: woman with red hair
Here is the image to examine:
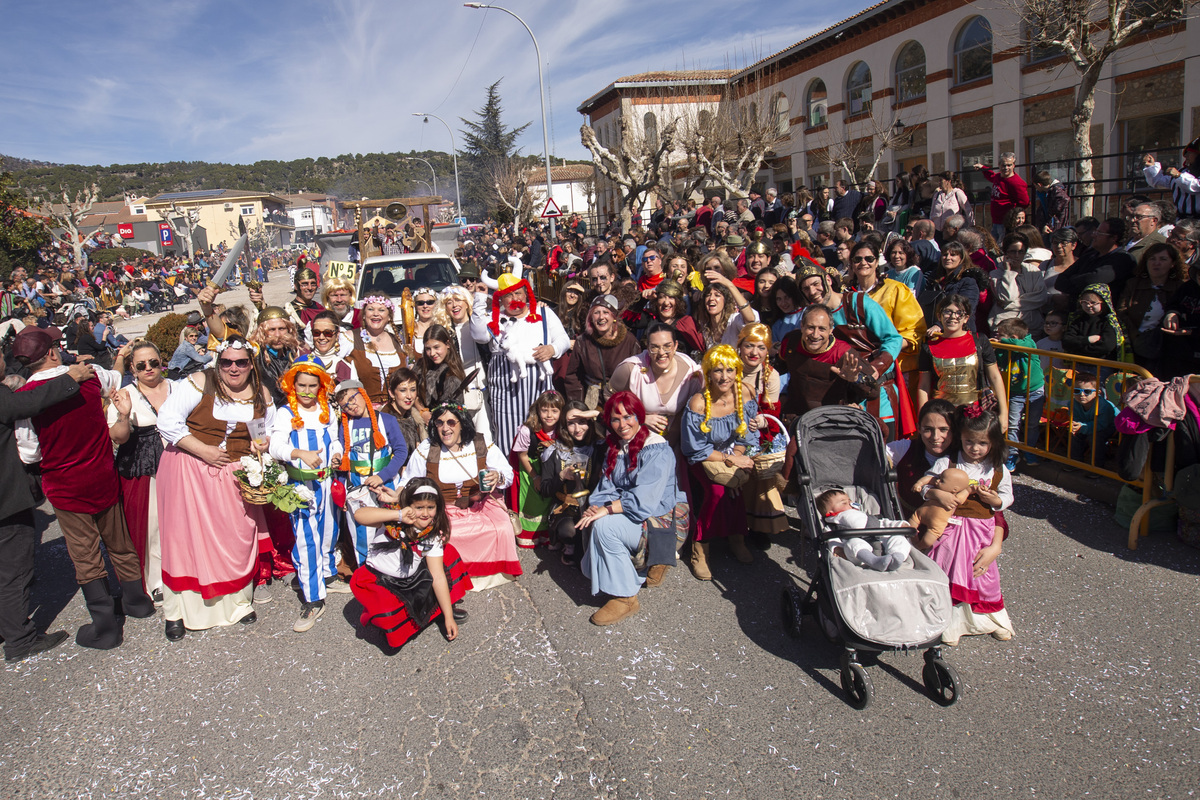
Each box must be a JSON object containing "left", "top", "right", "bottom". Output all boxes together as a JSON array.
[{"left": 576, "top": 391, "right": 687, "bottom": 626}]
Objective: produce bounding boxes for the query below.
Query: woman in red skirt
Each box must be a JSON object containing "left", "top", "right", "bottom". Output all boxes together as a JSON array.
[{"left": 349, "top": 477, "right": 471, "bottom": 649}]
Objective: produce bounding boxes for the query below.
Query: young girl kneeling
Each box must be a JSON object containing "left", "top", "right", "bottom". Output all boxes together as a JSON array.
[
  {"left": 349, "top": 478, "right": 472, "bottom": 649},
  {"left": 921, "top": 405, "right": 1015, "bottom": 645},
  {"left": 511, "top": 391, "right": 564, "bottom": 548}
]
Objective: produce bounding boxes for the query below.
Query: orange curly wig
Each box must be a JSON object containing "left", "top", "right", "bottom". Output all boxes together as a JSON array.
[{"left": 278, "top": 357, "right": 336, "bottom": 430}]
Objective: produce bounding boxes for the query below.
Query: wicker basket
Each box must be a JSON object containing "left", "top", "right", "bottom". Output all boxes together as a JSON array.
[
  {"left": 236, "top": 476, "right": 273, "bottom": 505},
  {"left": 751, "top": 414, "right": 789, "bottom": 480}
]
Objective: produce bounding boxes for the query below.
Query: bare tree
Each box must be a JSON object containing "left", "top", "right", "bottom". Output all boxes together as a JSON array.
[
  {"left": 672, "top": 86, "right": 791, "bottom": 200},
  {"left": 157, "top": 203, "right": 201, "bottom": 264},
  {"left": 1008, "top": 0, "right": 1192, "bottom": 215},
  {"left": 810, "top": 112, "right": 916, "bottom": 185},
  {"left": 491, "top": 158, "right": 536, "bottom": 225},
  {"left": 40, "top": 183, "right": 100, "bottom": 267},
  {"left": 581, "top": 115, "right": 677, "bottom": 233}
]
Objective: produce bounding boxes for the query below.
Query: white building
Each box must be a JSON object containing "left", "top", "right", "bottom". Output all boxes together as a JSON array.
[
  {"left": 283, "top": 193, "right": 336, "bottom": 244},
  {"left": 526, "top": 164, "right": 596, "bottom": 223},
  {"left": 579, "top": 0, "right": 1197, "bottom": 224}
]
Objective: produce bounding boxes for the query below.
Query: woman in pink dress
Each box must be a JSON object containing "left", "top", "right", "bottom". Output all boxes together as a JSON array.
[{"left": 155, "top": 336, "right": 275, "bottom": 639}]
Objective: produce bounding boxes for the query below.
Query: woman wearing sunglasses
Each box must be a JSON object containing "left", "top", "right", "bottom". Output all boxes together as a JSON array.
[
  {"left": 411, "top": 287, "right": 439, "bottom": 354},
  {"left": 107, "top": 340, "right": 173, "bottom": 605},
  {"left": 155, "top": 335, "right": 276, "bottom": 639}
]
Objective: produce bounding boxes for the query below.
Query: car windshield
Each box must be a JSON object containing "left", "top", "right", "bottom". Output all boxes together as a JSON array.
[{"left": 359, "top": 258, "right": 456, "bottom": 297}]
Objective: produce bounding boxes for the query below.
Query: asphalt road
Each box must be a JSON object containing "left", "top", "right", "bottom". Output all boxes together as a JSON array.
[
  {"left": 1, "top": 474, "right": 1197, "bottom": 800},
  {"left": 6, "top": 251, "right": 1196, "bottom": 798}
]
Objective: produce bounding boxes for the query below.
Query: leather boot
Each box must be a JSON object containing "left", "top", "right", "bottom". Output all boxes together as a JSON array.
[
  {"left": 689, "top": 541, "right": 712, "bottom": 581},
  {"left": 728, "top": 535, "right": 754, "bottom": 564},
  {"left": 117, "top": 579, "right": 155, "bottom": 619},
  {"left": 645, "top": 564, "right": 670, "bottom": 587},
  {"left": 75, "top": 579, "right": 124, "bottom": 650},
  {"left": 589, "top": 595, "right": 640, "bottom": 626}
]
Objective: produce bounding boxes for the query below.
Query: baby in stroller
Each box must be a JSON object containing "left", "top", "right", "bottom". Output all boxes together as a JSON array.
[{"left": 817, "top": 488, "right": 912, "bottom": 572}]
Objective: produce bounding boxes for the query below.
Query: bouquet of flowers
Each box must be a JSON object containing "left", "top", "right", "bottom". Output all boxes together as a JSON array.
[{"left": 233, "top": 454, "right": 311, "bottom": 513}]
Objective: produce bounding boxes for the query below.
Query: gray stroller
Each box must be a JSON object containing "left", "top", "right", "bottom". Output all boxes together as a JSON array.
[{"left": 781, "top": 405, "right": 962, "bottom": 709}]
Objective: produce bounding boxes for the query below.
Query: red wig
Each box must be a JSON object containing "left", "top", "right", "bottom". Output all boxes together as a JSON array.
[{"left": 602, "top": 390, "right": 651, "bottom": 478}]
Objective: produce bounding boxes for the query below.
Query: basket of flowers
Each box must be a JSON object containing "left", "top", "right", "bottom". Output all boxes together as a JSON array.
[
  {"left": 747, "top": 414, "right": 788, "bottom": 480},
  {"left": 234, "top": 454, "right": 312, "bottom": 512}
]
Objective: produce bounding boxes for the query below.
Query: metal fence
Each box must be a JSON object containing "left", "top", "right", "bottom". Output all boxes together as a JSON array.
[{"left": 991, "top": 341, "right": 1170, "bottom": 550}]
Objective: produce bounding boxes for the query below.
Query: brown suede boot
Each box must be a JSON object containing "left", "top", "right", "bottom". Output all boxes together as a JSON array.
[
  {"left": 728, "top": 535, "right": 754, "bottom": 564},
  {"left": 689, "top": 541, "right": 712, "bottom": 581},
  {"left": 590, "top": 595, "right": 640, "bottom": 626},
  {"left": 645, "top": 564, "right": 670, "bottom": 587}
]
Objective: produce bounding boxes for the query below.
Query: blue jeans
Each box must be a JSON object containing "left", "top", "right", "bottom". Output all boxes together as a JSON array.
[
  {"left": 991, "top": 222, "right": 1006, "bottom": 242},
  {"left": 1007, "top": 387, "right": 1045, "bottom": 459}
]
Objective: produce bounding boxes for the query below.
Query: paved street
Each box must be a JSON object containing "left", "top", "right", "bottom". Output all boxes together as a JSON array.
[{"left": 1, "top": 474, "right": 1197, "bottom": 799}]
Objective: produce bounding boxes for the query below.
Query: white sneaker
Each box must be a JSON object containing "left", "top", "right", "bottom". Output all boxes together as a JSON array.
[
  {"left": 293, "top": 602, "right": 324, "bottom": 632},
  {"left": 253, "top": 584, "right": 273, "bottom": 604},
  {"left": 324, "top": 577, "right": 351, "bottom": 594}
]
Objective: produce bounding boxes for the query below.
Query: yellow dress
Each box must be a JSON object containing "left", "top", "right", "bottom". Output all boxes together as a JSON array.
[{"left": 866, "top": 278, "right": 927, "bottom": 374}]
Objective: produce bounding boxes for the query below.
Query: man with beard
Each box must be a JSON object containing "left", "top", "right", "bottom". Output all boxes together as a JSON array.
[
  {"left": 250, "top": 307, "right": 306, "bottom": 406},
  {"left": 563, "top": 295, "right": 643, "bottom": 409},
  {"left": 471, "top": 273, "right": 570, "bottom": 455}
]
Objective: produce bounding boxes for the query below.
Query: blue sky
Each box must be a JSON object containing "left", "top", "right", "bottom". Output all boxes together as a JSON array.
[{"left": 0, "top": 0, "right": 873, "bottom": 167}]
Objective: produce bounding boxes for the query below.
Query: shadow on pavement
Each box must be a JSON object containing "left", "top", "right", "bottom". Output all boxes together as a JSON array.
[
  {"left": 1019, "top": 481, "right": 1200, "bottom": 575},
  {"left": 30, "top": 508, "right": 79, "bottom": 632}
]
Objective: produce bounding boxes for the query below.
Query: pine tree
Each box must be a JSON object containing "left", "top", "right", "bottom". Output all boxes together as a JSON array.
[{"left": 458, "top": 79, "right": 530, "bottom": 221}]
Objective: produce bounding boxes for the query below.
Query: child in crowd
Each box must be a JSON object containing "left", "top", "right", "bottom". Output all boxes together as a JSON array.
[
  {"left": 336, "top": 380, "right": 408, "bottom": 569},
  {"left": 271, "top": 356, "right": 345, "bottom": 633},
  {"left": 816, "top": 488, "right": 912, "bottom": 571},
  {"left": 511, "top": 390, "right": 565, "bottom": 548},
  {"left": 1065, "top": 370, "right": 1118, "bottom": 467},
  {"left": 923, "top": 405, "right": 1014, "bottom": 645},
  {"left": 348, "top": 478, "right": 472, "bottom": 650},
  {"left": 1035, "top": 309, "right": 1069, "bottom": 373},
  {"left": 382, "top": 368, "right": 426, "bottom": 462},
  {"left": 539, "top": 401, "right": 603, "bottom": 565},
  {"left": 416, "top": 324, "right": 470, "bottom": 411},
  {"left": 1063, "top": 284, "right": 1123, "bottom": 363},
  {"left": 994, "top": 318, "right": 1045, "bottom": 470}
]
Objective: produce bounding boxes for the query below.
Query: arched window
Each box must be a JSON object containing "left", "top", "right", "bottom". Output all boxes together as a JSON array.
[
  {"left": 954, "top": 16, "right": 992, "bottom": 84},
  {"left": 806, "top": 79, "right": 827, "bottom": 127},
  {"left": 895, "top": 42, "right": 926, "bottom": 103},
  {"left": 846, "top": 62, "right": 872, "bottom": 116},
  {"left": 772, "top": 93, "right": 791, "bottom": 135},
  {"left": 643, "top": 112, "right": 659, "bottom": 148}
]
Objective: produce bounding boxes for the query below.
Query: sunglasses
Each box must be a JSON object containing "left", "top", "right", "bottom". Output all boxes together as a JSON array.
[
  {"left": 219, "top": 358, "right": 251, "bottom": 369},
  {"left": 1073, "top": 388, "right": 1097, "bottom": 395},
  {"left": 312, "top": 329, "right": 338, "bottom": 338},
  {"left": 415, "top": 299, "right": 436, "bottom": 307},
  {"left": 134, "top": 359, "right": 161, "bottom": 371},
  {"left": 643, "top": 254, "right": 660, "bottom": 261},
  {"left": 435, "top": 418, "right": 459, "bottom": 427},
  {"left": 852, "top": 255, "right": 877, "bottom": 264}
]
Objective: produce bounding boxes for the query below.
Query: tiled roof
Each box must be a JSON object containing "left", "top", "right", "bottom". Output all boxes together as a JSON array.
[
  {"left": 736, "top": 0, "right": 901, "bottom": 75},
  {"left": 614, "top": 70, "right": 734, "bottom": 83},
  {"left": 528, "top": 164, "right": 595, "bottom": 185}
]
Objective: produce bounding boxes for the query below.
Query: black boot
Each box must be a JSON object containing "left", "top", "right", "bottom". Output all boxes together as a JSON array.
[
  {"left": 117, "top": 579, "right": 155, "bottom": 619},
  {"left": 75, "top": 579, "right": 124, "bottom": 650}
]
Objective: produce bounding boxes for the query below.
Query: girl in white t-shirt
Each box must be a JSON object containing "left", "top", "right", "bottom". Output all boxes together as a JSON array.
[{"left": 348, "top": 477, "right": 472, "bottom": 649}]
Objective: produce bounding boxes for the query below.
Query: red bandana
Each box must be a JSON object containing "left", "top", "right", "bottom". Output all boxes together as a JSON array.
[{"left": 637, "top": 272, "right": 665, "bottom": 293}]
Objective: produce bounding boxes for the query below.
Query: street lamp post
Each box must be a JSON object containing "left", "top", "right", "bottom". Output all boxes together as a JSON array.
[
  {"left": 411, "top": 112, "right": 463, "bottom": 225},
  {"left": 463, "top": 2, "right": 557, "bottom": 238},
  {"left": 404, "top": 156, "right": 437, "bottom": 197}
]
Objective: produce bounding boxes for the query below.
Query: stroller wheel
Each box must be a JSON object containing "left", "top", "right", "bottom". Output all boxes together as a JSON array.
[
  {"left": 922, "top": 657, "right": 961, "bottom": 706},
  {"left": 840, "top": 661, "right": 873, "bottom": 710},
  {"left": 780, "top": 588, "right": 803, "bottom": 639}
]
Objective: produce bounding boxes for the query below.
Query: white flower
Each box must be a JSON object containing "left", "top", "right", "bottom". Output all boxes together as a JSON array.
[
  {"left": 239, "top": 456, "right": 258, "bottom": 471},
  {"left": 292, "top": 484, "right": 315, "bottom": 504},
  {"left": 247, "top": 472, "right": 263, "bottom": 487},
  {"left": 258, "top": 453, "right": 274, "bottom": 467}
]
